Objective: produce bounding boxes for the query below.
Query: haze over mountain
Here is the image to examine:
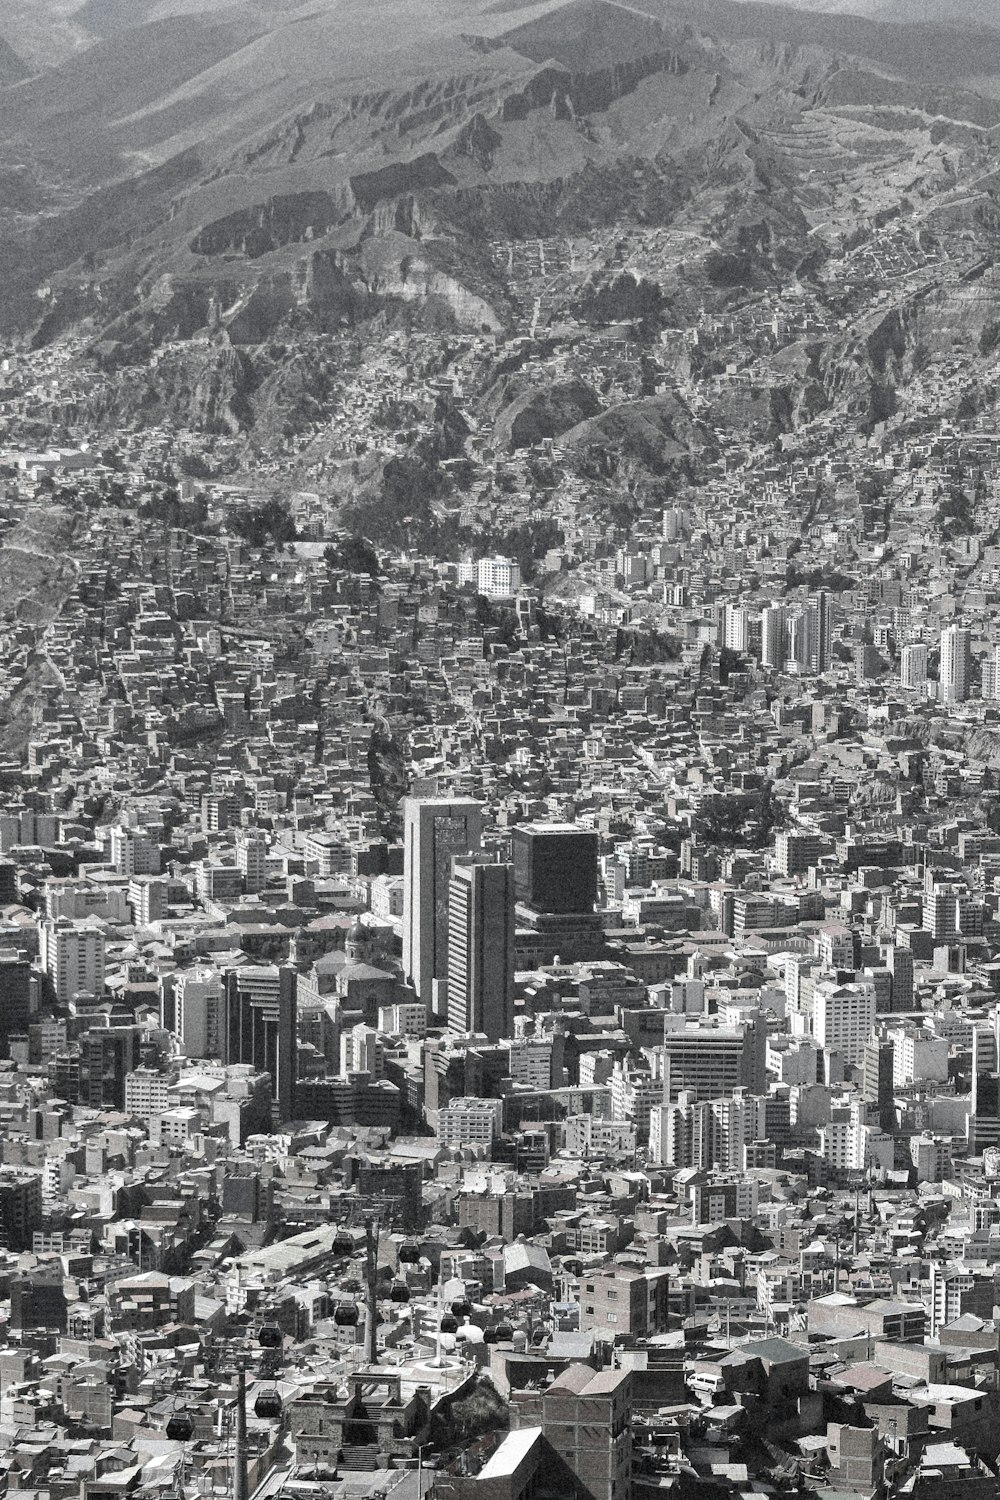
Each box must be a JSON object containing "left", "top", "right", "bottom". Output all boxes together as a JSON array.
[{"left": 1, "top": 0, "right": 1000, "bottom": 440}]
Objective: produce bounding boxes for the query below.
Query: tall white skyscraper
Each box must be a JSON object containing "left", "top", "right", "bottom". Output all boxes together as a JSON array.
[
  {"left": 402, "top": 797, "right": 483, "bottom": 1013},
  {"left": 722, "top": 603, "right": 750, "bottom": 653},
  {"left": 761, "top": 604, "right": 787, "bottom": 669},
  {"left": 940, "top": 625, "right": 971, "bottom": 704},
  {"left": 900, "top": 643, "right": 928, "bottom": 692}
]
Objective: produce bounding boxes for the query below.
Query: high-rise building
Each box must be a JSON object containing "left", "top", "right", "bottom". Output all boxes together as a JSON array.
[
  {"left": 0, "top": 1170, "right": 43, "bottom": 1250},
  {"left": 862, "top": 1037, "right": 895, "bottom": 1133},
  {"left": 174, "top": 969, "right": 227, "bottom": 1058},
  {"left": 886, "top": 947, "right": 914, "bottom": 1010},
  {"left": 512, "top": 823, "right": 598, "bottom": 913},
  {"left": 237, "top": 834, "right": 269, "bottom": 893},
  {"left": 813, "top": 979, "right": 876, "bottom": 1068},
  {"left": 447, "top": 858, "right": 515, "bottom": 1040},
  {"left": 0, "top": 953, "right": 32, "bottom": 1049},
  {"left": 224, "top": 965, "right": 297, "bottom": 1120},
  {"left": 940, "top": 625, "right": 971, "bottom": 704},
  {"left": 656, "top": 1013, "right": 767, "bottom": 1103},
  {"left": 774, "top": 830, "right": 823, "bottom": 878},
  {"left": 340, "top": 1023, "right": 382, "bottom": 1078},
  {"left": 761, "top": 604, "right": 787, "bottom": 668},
  {"left": 477, "top": 556, "right": 522, "bottom": 597},
  {"left": 807, "top": 591, "right": 833, "bottom": 673},
  {"left": 512, "top": 823, "right": 604, "bottom": 966},
  {"left": 900, "top": 643, "right": 928, "bottom": 692},
  {"left": 39, "top": 919, "right": 105, "bottom": 1005},
  {"left": 402, "top": 798, "right": 482, "bottom": 1012},
  {"left": 722, "top": 603, "right": 750, "bottom": 653},
  {"left": 109, "top": 825, "right": 160, "bottom": 877},
  {"left": 80, "top": 1027, "right": 143, "bottom": 1110}
]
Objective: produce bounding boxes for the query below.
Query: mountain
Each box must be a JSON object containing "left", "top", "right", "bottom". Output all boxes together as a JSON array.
[{"left": 1, "top": 0, "right": 1000, "bottom": 438}]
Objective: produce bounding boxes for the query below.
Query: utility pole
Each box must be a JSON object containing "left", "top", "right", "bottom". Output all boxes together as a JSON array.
[
  {"left": 364, "top": 1215, "right": 379, "bottom": 1367},
  {"left": 234, "top": 1363, "right": 249, "bottom": 1500}
]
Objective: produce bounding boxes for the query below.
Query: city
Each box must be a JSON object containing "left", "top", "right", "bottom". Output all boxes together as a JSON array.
[{"left": 1, "top": 0, "right": 1000, "bottom": 1499}]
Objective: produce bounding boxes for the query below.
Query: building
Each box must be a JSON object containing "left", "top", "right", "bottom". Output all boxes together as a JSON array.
[
  {"left": 509, "top": 1366, "right": 633, "bottom": 1500},
  {"left": 477, "top": 556, "right": 522, "bottom": 597},
  {"left": 761, "top": 603, "right": 787, "bottom": 668},
  {"left": 437, "top": 1096, "right": 503, "bottom": 1148},
  {"left": 813, "top": 979, "right": 876, "bottom": 1068},
  {"left": 513, "top": 823, "right": 599, "bottom": 914},
  {"left": 901, "top": 642, "right": 928, "bottom": 691},
  {"left": 578, "top": 1267, "right": 671, "bottom": 1340},
  {"left": 223, "top": 965, "right": 297, "bottom": 1120},
  {"left": 39, "top": 919, "right": 105, "bottom": 1005},
  {"left": 402, "top": 797, "right": 483, "bottom": 1013},
  {"left": 940, "top": 625, "right": 971, "bottom": 704},
  {"left": 0, "top": 1171, "right": 43, "bottom": 1251},
  {"left": 109, "top": 825, "right": 160, "bottom": 877},
  {"left": 0, "top": 953, "right": 32, "bottom": 1050},
  {"left": 657, "top": 1013, "right": 767, "bottom": 1102},
  {"left": 774, "top": 830, "right": 824, "bottom": 878},
  {"left": 173, "top": 969, "right": 227, "bottom": 1058},
  {"left": 447, "top": 858, "right": 515, "bottom": 1040},
  {"left": 128, "top": 877, "right": 168, "bottom": 926}
]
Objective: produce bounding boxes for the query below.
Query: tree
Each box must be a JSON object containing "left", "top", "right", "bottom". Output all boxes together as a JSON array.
[
  {"left": 325, "top": 535, "right": 379, "bottom": 577},
  {"left": 231, "top": 498, "right": 298, "bottom": 548}
]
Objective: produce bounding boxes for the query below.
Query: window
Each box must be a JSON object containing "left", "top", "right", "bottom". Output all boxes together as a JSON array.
[
  {"left": 606, "top": 1290, "right": 618, "bottom": 1301},
  {"left": 606, "top": 1313, "right": 618, "bottom": 1323}
]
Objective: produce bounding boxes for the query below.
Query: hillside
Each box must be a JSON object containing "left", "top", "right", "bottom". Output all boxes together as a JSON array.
[{"left": 0, "top": 0, "right": 998, "bottom": 446}]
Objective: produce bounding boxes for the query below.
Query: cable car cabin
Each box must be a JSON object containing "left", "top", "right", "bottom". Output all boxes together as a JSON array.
[
  {"left": 258, "top": 1322, "right": 283, "bottom": 1349},
  {"left": 439, "top": 1314, "right": 459, "bottom": 1334},
  {"left": 334, "top": 1302, "right": 359, "bottom": 1326},
  {"left": 390, "top": 1282, "right": 410, "bottom": 1303},
  {"left": 451, "top": 1298, "right": 472, "bottom": 1317},
  {"left": 167, "top": 1410, "right": 194, "bottom": 1442},
  {"left": 332, "top": 1233, "right": 354, "bottom": 1257},
  {"left": 255, "top": 1390, "right": 283, "bottom": 1420},
  {"left": 483, "top": 1327, "right": 499, "bottom": 1344},
  {"left": 531, "top": 1328, "right": 546, "bottom": 1346},
  {"left": 398, "top": 1241, "right": 421, "bottom": 1264},
  {"left": 495, "top": 1323, "right": 514, "bottom": 1340}
]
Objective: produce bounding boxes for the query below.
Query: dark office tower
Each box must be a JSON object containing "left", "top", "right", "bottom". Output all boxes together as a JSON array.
[
  {"left": 0, "top": 954, "right": 31, "bottom": 1052},
  {"left": 0, "top": 863, "right": 16, "bottom": 905},
  {"left": 81, "top": 1027, "right": 142, "bottom": 1110},
  {"left": 862, "top": 1037, "right": 895, "bottom": 1134},
  {"left": 886, "top": 947, "right": 914, "bottom": 1011},
  {"left": 224, "top": 965, "right": 297, "bottom": 1121},
  {"left": 447, "top": 859, "right": 515, "bottom": 1041},
  {"left": 0, "top": 1171, "right": 42, "bottom": 1251},
  {"left": 512, "top": 824, "right": 599, "bottom": 913},
  {"left": 970, "top": 1028, "right": 1000, "bottom": 1154}
]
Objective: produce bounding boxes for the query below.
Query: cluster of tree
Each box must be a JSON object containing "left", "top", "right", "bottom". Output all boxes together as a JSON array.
[
  {"left": 785, "top": 563, "right": 855, "bottom": 592},
  {"left": 614, "top": 627, "right": 682, "bottom": 664},
  {"left": 230, "top": 497, "right": 298, "bottom": 548},
  {"left": 573, "top": 272, "right": 669, "bottom": 337},
  {"left": 936, "top": 485, "right": 975, "bottom": 538},
  {"left": 694, "top": 782, "right": 784, "bottom": 849},
  {"left": 324, "top": 536, "right": 380, "bottom": 577},
  {"left": 139, "top": 487, "right": 212, "bottom": 532}
]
